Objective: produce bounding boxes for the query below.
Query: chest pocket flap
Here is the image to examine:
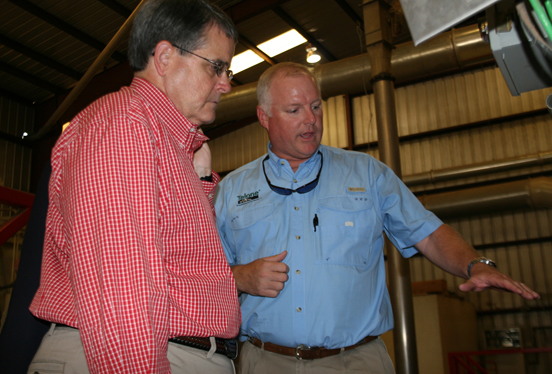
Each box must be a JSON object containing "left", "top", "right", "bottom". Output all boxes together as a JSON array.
[
  {"left": 228, "top": 203, "right": 276, "bottom": 264},
  {"left": 228, "top": 203, "right": 275, "bottom": 230},
  {"left": 318, "top": 194, "right": 373, "bottom": 212}
]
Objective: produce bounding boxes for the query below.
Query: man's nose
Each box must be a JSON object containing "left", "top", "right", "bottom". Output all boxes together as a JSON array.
[
  {"left": 217, "top": 75, "right": 232, "bottom": 93},
  {"left": 304, "top": 109, "right": 316, "bottom": 125}
]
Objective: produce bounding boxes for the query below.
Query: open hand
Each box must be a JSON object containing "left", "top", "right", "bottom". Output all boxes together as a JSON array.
[{"left": 459, "top": 263, "right": 540, "bottom": 300}]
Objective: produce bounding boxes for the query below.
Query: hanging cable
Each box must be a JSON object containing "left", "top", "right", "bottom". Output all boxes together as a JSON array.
[
  {"left": 528, "top": 0, "right": 552, "bottom": 41},
  {"left": 546, "top": 0, "right": 552, "bottom": 19}
]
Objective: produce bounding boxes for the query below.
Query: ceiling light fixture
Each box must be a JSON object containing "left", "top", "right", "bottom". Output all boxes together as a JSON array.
[
  {"left": 306, "top": 44, "right": 321, "bottom": 64},
  {"left": 230, "top": 29, "right": 307, "bottom": 74},
  {"left": 258, "top": 29, "right": 307, "bottom": 57}
]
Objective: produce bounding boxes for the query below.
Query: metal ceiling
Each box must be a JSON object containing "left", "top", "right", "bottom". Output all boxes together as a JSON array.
[{"left": 0, "top": 0, "right": 415, "bottom": 107}]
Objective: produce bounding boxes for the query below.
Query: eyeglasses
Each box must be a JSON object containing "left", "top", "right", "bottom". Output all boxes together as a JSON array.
[
  {"left": 263, "top": 151, "right": 323, "bottom": 195},
  {"left": 172, "top": 44, "right": 233, "bottom": 81}
]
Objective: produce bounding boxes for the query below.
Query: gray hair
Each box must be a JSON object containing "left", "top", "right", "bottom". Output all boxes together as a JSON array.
[
  {"left": 129, "top": 0, "right": 238, "bottom": 72},
  {"left": 257, "top": 62, "right": 320, "bottom": 115}
]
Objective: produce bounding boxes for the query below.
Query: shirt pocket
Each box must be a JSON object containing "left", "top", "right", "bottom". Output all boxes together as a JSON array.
[
  {"left": 228, "top": 203, "right": 277, "bottom": 265},
  {"left": 315, "top": 194, "right": 378, "bottom": 268}
]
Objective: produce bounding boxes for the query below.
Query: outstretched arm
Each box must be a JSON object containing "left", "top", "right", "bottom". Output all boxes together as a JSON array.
[
  {"left": 414, "top": 224, "right": 540, "bottom": 300},
  {"left": 231, "top": 251, "right": 290, "bottom": 298}
]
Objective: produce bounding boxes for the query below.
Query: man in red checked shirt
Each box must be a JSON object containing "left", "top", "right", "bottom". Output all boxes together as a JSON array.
[{"left": 28, "top": 0, "right": 240, "bottom": 373}]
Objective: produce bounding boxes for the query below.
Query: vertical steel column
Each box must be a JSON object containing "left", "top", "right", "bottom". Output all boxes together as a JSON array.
[{"left": 362, "top": 2, "right": 418, "bottom": 374}]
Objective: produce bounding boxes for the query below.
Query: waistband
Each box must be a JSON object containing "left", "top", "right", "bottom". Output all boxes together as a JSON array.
[
  {"left": 248, "top": 335, "right": 378, "bottom": 360},
  {"left": 51, "top": 323, "right": 238, "bottom": 359}
]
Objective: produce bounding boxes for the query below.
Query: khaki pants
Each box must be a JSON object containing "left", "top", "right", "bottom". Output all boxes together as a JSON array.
[
  {"left": 28, "top": 324, "right": 235, "bottom": 374},
  {"left": 237, "top": 338, "right": 395, "bottom": 374}
]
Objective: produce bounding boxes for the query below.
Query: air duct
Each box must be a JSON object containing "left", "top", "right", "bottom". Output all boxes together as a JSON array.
[
  {"left": 213, "top": 24, "right": 493, "bottom": 126},
  {"left": 404, "top": 151, "right": 552, "bottom": 187},
  {"left": 418, "top": 177, "right": 552, "bottom": 218}
]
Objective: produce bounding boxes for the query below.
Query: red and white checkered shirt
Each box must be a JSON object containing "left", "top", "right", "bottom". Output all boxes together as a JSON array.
[{"left": 30, "top": 78, "right": 240, "bottom": 373}]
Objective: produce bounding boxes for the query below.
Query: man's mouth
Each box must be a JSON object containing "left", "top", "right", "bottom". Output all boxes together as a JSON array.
[{"left": 301, "top": 131, "right": 315, "bottom": 139}]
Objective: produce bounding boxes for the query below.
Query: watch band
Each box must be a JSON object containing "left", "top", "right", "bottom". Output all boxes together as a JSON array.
[
  {"left": 199, "top": 175, "right": 213, "bottom": 182},
  {"left": 467, "top": 257, "right": 497, "bottom": 278}
]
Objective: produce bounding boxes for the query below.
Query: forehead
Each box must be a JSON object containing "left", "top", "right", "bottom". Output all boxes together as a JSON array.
[
  {"left": 270, "top": 74, "right": 320, "bottom": 103},
  {"left": 196, "top": 25, "right": 235, "bottom": 60}
]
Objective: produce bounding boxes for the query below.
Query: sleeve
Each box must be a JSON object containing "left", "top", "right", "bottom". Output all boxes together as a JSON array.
[
  {"left": 63, "top": 117, "right": 170, "bottom": 373},
  {"left": 214, "top": 179, "right": 238, "bottom": 266},
  {"left": 372, "top": 160, "right": 443, "bottom": 258}
]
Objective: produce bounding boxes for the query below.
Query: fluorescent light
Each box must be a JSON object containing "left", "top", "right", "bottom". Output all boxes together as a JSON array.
[
  {"left": 230, "top": 50, "right": 264, "bottom": 74},
  {"left": 230, "top": 29, "right": 308, "bottom": 75},
  {"left": 258, "top": 29, "right": 307, "bottom": 57}
]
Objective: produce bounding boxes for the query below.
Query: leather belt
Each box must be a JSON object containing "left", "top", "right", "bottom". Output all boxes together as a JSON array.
[
  {"left": 169, "top": 336, "right": 238, "bottom": 360},
  {"left": 53, "top": 324, "right": 238, "bottom": 360},
  {"left": 249, "top": 335, "right": 378, "bottom": 360}
]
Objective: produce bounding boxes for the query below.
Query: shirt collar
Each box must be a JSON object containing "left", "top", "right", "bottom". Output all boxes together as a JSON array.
[
  {"left": 130, "top": 77, "right": 208, "bottom": 153},
  {"left": 266, "top": 142, "right": 322, "bottom": 178}
]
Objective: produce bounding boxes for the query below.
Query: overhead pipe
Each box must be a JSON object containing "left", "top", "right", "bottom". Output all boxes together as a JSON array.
[
  {"left": 213, "top": 24, "right": 493, "bottom": 126},
  {"left": 404, "top": 151, "right": 552, "bottom": 187},
  {"left": 418, "top": 177, "right": 552, "bottom": 218}
]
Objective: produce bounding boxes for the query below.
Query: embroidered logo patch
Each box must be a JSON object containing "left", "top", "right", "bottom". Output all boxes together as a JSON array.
[
  {"left": 348, "top": 187, "right": 366, "bottom": 192},
  {"left": 237, "top": 190, "right": 260, "bottom": 206}
]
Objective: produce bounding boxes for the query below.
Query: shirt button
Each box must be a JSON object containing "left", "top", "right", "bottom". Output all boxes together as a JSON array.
[
  {"left": 294, "top": 179, "right": 298, "bottom": 183},
  {"left": 297, "top": 307, "right": 302, "bottom": 313},
  {"left": 190, "top": 127, "right": 196, "bottom": 132},
  {"left": 296, "top": 270, "right": 301, "bottom": 275},
  {"left": 295, "top": 207, "right": 299, "bottom": 211},
  {"left": 280, "top": 161, "right": 285, "bottom": 165},
  {"left": 296, "top": 236, "right": 301, "bottom": 240},
  {"left": 208, "top": 193, "right": 213, "bottom": 199}
]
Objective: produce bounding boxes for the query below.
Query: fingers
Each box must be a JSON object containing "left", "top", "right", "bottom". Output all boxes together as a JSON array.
[
  {"left": 232, "top": 252, "right": 290, "bottom": 297},
  {"left": 458, "top": 274, "right": 540, "bottom": 300},
  {"left": 264, "top": 251, "right": 289, "bottom": 275},
  {"left": 509, "top": 281, "right": 540, "bottom": 300},
  {"left": 265, "top": 251, "right": 288, "bottom": 263}
]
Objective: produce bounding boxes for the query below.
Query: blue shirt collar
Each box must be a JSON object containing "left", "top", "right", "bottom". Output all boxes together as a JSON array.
[{"left": 266, "top": 142, "right": 322, "bottom": 178}]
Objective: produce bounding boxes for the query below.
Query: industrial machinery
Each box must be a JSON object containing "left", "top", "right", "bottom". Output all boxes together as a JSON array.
[{"left": 401, "top": 0, "right": 552, "bottom": 108}]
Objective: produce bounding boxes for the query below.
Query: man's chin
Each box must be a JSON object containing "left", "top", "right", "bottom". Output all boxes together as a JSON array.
[{"left": 195, "top": 112, "right": 216, "bottom": 126}]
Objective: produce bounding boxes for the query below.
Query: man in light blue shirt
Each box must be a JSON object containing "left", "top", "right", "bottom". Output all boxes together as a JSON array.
[{"left": 215, "top": 62, "right": 539, "bottom": 374}]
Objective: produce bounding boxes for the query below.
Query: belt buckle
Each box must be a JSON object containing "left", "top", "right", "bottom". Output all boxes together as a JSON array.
[
  {"left": 295, "top": 344, "right": 318, "bottom": 360},
  {"left": 225, "top": 339, "right": 239, "bottom": 360}
]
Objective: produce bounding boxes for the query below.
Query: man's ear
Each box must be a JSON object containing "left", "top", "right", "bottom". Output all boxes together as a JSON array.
[
  {"left": 153, "top": 41, "right": 175, "bottom": 77},
  {"left": 257, "top": 105, "right": 269, "bottom": 131}
]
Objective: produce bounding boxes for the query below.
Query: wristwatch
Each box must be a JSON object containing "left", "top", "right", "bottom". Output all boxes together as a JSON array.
[{"left": 467, "top": 257, "right": 497, "bottom": 278}]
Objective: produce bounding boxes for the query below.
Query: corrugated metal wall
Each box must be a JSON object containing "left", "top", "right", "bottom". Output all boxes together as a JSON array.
[
  {"left": 0, "top": 98, "right": 33, "bottom": 192},
  {"left": 210, "top": 65, "right": 552, "bottom": 351},
  {"left": 0, "top": 96, "right": 34, "bottom": 319}
]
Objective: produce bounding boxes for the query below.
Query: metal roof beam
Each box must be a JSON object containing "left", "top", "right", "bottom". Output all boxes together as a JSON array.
[
  {"left": 333, "top": 0, "right": 364, "bottom": 31},
  {"left": 272, "top": 6, "right": 337, "bottom": 62},
  {"left": 238, "top": 35, "right": 276, "bottom": 65},
  {"left": 97, "top": 0, "right": 132, "bottom": 18},
  {"left": 0, "top": 88, "right": 34, "bottom": 106},
  {"left": 224, "top": 0, "right": 290, "bottom": 24},
  {"left": 0, "top": 34, "right": 83, "bottom": 81},
  {"left": 0, "top": 61, "right": 65, "bottom": 95},
  {"left": 7, "top": 0, "right": 127, "bottom": 62}
]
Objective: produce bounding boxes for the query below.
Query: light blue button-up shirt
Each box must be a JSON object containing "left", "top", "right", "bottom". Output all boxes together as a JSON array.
[{"left": 215, "top": 144, "right": 443, "bottom": 349}]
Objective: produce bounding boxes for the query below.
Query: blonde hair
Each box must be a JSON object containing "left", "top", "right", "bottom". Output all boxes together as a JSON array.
[{"left": 257, "top": 62, "right": 319, "bottom": 115}]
